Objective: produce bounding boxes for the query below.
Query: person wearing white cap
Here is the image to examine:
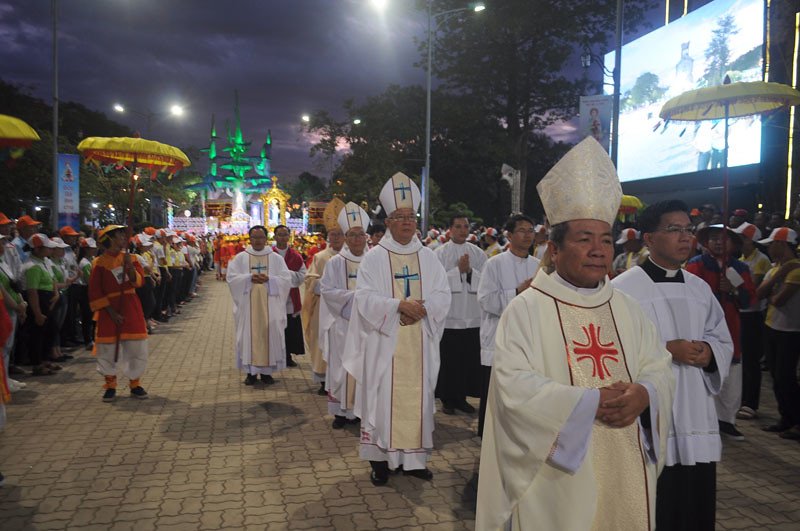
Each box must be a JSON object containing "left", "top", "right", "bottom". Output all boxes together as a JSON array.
[
  {"left": 303, "top": 200, "right": 345, "bottom": 395},
  {"left": 226, "top": 225, "right": 292, "bottom": 386},
  {"left": 319, "top": 202, "right": 370, "bottom": 428},
  {"left": 733, "top": 222, "right": 772, "bottom": 420},
  {"left": 75, "top": 237, "right": 98, "bottom": 349},
  {"left": 612, "top": 228, "right": 649, "bottom": 276},
  {"left": 613, "top": 200, "right": 733, "bottom": 530},
  {"left": 532, "top": 224, "right": 549, "bottom": 260},
  {"left": 48, "top": 236, "right": 78, "bottom": 363},
  {"left": 476, "top": 138, "right": 674, "bottom": 531},
  {"left": 756, "top": 227, "right": 800, "bottom": 440},
  {"left": 475, "top": 214, "right": 541, "bottom": 439},
  {"left": 342, "top": 172, "right": 450, "bottom": 486},
  {"left": 152, "top": 229, "right": 171, "bottom": 322},
  {"left": 434, "top": 212, "right": 487, "bottom": 416},
  {"left": 20, "top": 234, "right": 61, "bottom": 376},
  {"left": 482, "top": 227, "right": 502, "bottom": 258}
]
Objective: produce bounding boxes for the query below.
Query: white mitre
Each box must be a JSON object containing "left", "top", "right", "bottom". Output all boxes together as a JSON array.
[
  {"left": 536, "top": 136, "right": 622, "bottom": 226},
  {"left": 379, "top": 172, "right": 421, "bottom": 215},
  {"left": 338, "top": 201, "right": 371, "bottom": 233}
]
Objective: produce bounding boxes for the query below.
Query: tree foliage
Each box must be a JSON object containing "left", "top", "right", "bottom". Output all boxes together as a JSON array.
[{"left": 702, "top": 15, "right": 739, "bottom": 87}]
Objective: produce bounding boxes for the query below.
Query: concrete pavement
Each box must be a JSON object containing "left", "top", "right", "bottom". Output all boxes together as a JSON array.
[{"left": 0, "top": 278, "right": 798, "bottom": 530}]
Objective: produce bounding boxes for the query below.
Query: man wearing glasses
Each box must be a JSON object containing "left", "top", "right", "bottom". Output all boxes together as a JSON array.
[
  {"left": 613, "top": 200, "right": 733, "bottom": 531},
  {"left": 343, "top": 172, "right": 450, "bottom": 487}
]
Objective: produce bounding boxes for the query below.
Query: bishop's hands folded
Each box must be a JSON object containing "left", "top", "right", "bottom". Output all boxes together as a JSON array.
[
  {"left": 595, "top": 382, "right": 649, "bottom": 428},
  {"left": 251, "top": 273, "right": 269, "bottom": 284},
  {"left": 398, "top": 299, "right": 426, "bottom": 326}
]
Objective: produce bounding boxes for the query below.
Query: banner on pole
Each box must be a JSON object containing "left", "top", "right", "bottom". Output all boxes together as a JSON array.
[
  {"left": 579, "top": 95, "right": 613, "bottom": 153},
  {"left": 57, "top": 153, "right": 80, "bottom": 229}
]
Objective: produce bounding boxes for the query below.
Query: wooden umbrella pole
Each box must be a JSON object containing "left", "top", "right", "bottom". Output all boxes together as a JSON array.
[{"left": 114, "top": 156, "right": 138, "bottom": 363}]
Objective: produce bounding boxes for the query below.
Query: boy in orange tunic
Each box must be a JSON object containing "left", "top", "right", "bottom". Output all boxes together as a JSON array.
[{"left": 89, "top": 225, "right": 149, "bottom": 402}]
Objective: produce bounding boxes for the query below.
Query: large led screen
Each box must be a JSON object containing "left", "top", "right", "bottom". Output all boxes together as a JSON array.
[{"left": 605, "top": 0, "right": 764, "bottom": 182}]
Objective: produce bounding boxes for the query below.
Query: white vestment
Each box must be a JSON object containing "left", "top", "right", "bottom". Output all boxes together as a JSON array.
[
  {"left": 342, "top": 231, "right": 450, "bottom": 470},
  {"left": 434, "top": 241, "right": 486, "bottom": 329},
  {"left": 302, "top": 246, "right": 338, "bottom": 381},
  {"left": 476, "top": 270, "right": 674, "bottom": 531},
  {"left": 612, "top": 259, "right": 733, "bottom": 465},
  {"left": 319, "top": 246, "right": 362, "bottom": 418},
  {"left": 476, "top": 251, "right": 540, "bottom": 366},
  {"left": 227, "top": 246, "right": 291, "bottom": 375}
]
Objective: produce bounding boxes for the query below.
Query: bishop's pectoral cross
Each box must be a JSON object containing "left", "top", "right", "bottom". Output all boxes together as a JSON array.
[{"left": 394, "top": 265, "right": 420, "bottom": 299}]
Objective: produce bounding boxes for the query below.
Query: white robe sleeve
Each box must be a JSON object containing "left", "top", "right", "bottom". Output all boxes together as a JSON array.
[
  {"left": 354, "top": 252, "right": 401, "bottom": 337},
  {"left": 698, "top": 284, "right": 733, "bottom": 395},
  {"left": 478, "top": 258, "right": 515, "bottom": 317},
  {"left": 547, "top": 389, "right": 600, "bottom": 473},
  {"left": 289, "top": 262, "right": 306, "bottom": 288},
  {"left": 320, "top": 258, "right": 353, "bottom": 362},
  {"left": 419, "top": 249, "right": 451, "bottom": 342}
]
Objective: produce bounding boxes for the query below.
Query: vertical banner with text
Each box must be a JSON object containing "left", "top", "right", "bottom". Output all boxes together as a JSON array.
[
  {"left": 579, "top": 95, "right": 613, "bottom": 153},
  {"left": 57, "top": 153, "right": 80, "bottom": 229}
]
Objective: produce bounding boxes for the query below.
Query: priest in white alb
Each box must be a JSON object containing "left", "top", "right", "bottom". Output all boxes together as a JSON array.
[
  {"left": 342, "top": 172, "right": 450, "bottom": 486},
  {"left": 302, "top": 199, "right": 344, "bottom": 394},
  {"left": 319, "top": 202, "right": 370, "bottom": 429},
  {"left": 476, "top": 137, "right": 675, "bottom": 531},
  {"left": 475, "top": 213, "right": 540, "bottom": 437},
  {"left": 227, "top": 225, "right": 291, "bottom": 386},
  {"left": 434, "top": 213, "right": 486, "bottom": 416},
  {"left": 612, "top": 200, "right": 733, "bottom": 530}
]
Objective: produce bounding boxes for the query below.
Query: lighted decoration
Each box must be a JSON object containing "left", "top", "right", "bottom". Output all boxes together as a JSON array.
[
  {"left": 260, "top": 178, "right": 291, "bottom": 229},
  {"left": 187, "top": 91, "right": 274, "bottom": 225}
]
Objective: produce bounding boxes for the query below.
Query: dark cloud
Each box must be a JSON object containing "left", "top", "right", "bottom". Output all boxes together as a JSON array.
[{"left": 0, "top": 0, "right": 422, "bottom": 178}]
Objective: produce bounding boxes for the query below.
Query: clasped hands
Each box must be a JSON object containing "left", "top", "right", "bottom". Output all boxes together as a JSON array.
[
  {"left": 251, "top": 273, "right": 269, "bottom": 284},
  {"left": 595, "top": 382, "right": 649, "bottom": 428},
  {"left": 667, "top": 339, "right": 712, "bottom": 368},
  {"left": 398, "top": 299, "right": 426, "bottom": 326}
]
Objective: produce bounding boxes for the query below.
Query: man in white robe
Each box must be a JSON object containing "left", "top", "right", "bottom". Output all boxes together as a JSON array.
[
  {"left": 303, "top": 213, "right": 344, "bottom": 394},
  {"left": 476, "top": 214, "right": 540, "bottom": 437},
  {"left": 476, "top": 138, "right": 675, "bottom": 531},
  {"left": 227, "top": 225, "right": 291, "bottom": 385},
  {"left": 320, "top": 202, "right": 370, "bottom": 429},
  {"left": 434, "top": 213, "right": 486, "bottom": 415},
  {"left": 343, "top": 172, "right": 450, "bottom": 486},
  {"left": 613, "top": 200, "right": 733, "bottom": 531}
]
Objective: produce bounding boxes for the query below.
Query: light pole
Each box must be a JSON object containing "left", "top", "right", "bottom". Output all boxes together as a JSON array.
[
  {"left": 113, "top": 103, "right": 185, "bottom": 138},
  {"left": 422, "top": 1, "right": 485, "bottom": 232}
]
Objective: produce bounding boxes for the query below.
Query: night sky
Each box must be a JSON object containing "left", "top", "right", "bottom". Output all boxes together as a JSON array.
[{"left": 1, "top": 0, "right": 429, "bottom": 180}]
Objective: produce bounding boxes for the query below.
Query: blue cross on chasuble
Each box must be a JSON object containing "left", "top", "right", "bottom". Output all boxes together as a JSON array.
[
  {"left": 248, "top": 253, "right": 272, "bottom": 367},
  {"left": 387, "top": 251, "right": 424, "bottom": 449},
  {"left": 345, "top": 259, "right": 359, "bottom": 291},
  {"left": 553, "top": 298, "right": 650, "bottom": 530}
]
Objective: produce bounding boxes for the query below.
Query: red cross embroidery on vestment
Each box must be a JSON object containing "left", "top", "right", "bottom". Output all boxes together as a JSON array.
[{"left": 572, "top": 323, "right": 619, "bottom": 380}]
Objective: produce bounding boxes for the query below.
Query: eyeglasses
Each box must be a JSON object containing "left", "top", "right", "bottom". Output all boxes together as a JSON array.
[
  {"left": 513, "top": 229, "right": 536, "bottom": 234},
  {"left": 657, "top": 225, "right": 694, "bottom": 235},
  {"left": 389, "top": 215, "right": 417, "bottom": 223}
]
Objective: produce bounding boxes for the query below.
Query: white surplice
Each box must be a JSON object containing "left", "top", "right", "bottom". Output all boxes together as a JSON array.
[
  {"left": 476, "top": 270, "right": 674, "bottom": 531},
  {"left": 342, "top": 230, "right": 450, "bottom": 470},
  {"left": 227, "top": 246, "right": 291, "bottom": 375},
  {"left": 319, "top": 246, "right": 362, "bottom": 418},
  {"left": 612, "top": 259, "right": 733, "bottom": 465},
  {"left": 434, "top": 241, "right": 486, "bottom": 329},
  {"left": 476, "top": 251, "right": 540, "bottom": 366}
]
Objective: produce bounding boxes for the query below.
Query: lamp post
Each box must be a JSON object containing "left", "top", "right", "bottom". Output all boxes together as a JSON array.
[
  {"left": 113, "top": 103, "right": 185, "bottom": 138},
  {"left": 422, "top": 1, "right": 485, "bottom": 232}
]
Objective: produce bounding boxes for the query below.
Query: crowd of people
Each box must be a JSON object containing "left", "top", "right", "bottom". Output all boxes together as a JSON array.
[{"left": 1, "top": 136, "right": 799, "bottom": 528}]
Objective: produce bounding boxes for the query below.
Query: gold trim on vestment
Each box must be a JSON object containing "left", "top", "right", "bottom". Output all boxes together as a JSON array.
[
  {"left": 248, "top": 254, "right": 271, "bottom": 367},
  {"left": 556, "top": 300, "right": 650, "bottom": 531},
  {"left": 389, "top": 251, "right": 424, "bottom": 449}
]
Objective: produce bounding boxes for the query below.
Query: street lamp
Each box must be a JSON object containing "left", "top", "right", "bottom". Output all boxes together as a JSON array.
[
  {"left": 352, "top": 118, "right": 362, "bottom": 125},
  {"left": 113, "top": 102, "right": 186, "bottom": 138},
  {"left": 422, "top": 1, "right": 485, "bottom": 232},
  {"left": 301, "top": 114, "right": 311, "bottom": 123}
]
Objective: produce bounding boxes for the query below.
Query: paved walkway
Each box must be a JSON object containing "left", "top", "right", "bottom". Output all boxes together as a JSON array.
[{"left": 0, "top": 278, "right": 798, "bottom": 530}]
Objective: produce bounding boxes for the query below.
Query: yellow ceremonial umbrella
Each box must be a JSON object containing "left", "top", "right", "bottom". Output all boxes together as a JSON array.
[
  {"left": 0, "top": 114, "right": 41, "bottom": 147},
  {"left": 77, "top": 136, "right": 191, "bottom": 232},
  {"left": 660, "top": 78, "right": 800, "bottom": 221}
]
